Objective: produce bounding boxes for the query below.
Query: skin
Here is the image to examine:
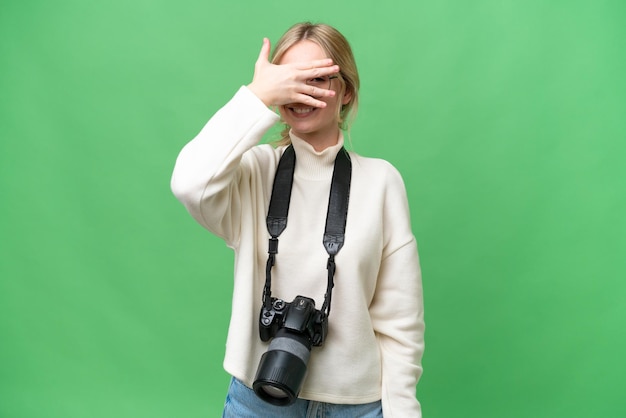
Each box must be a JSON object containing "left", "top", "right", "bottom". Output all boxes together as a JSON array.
[{"left": 247, "top": 38, "right": 352, "bottom": 151}]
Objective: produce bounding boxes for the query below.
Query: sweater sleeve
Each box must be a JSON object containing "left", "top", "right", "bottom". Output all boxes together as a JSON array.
[
  {"left": 369, "top": 166, "right": 425, "bottom": 418},
  {"left": 170, "top": 86, "right": 279, "bottom": 244}
]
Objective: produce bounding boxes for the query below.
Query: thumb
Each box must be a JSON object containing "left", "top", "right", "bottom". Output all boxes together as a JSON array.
[{"left": 256, "top": 37, "right": 271, "bottom": 64}]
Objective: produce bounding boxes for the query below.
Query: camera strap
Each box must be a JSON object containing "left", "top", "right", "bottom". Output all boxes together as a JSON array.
[{"left": 263, "top": 144, "right": 352, "bottom": 318}]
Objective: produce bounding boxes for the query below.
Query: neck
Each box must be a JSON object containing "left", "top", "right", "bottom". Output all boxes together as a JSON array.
[
  {"left": 293, "top": 128, "right": 341, "bottom": 152},
  {"left": 289, "top": 131, "right": 344, "bottom": 180}
]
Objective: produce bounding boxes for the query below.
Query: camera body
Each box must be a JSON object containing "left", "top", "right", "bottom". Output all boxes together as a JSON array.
[
  {"left": 259, "top": 295, "right": 328, "bottom": 347},
  {"left": 254, "top": 295, "right": 328, "bottom": 406}
]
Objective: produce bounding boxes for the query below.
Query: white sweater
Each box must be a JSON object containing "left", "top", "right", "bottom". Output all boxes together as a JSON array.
[{"left": 171, "top": 86, "right": 425, "bottom": 417}]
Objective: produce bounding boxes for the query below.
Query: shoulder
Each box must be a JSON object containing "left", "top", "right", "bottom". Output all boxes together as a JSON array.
[
  {"left": 240, "top": 143, "right": 287, "bottom": 174},
  {"left": 349, "top": 151, "right": 407, "bottom": 189},
  {"left": 245, "top": 143, "right": 285, "bottom": 162}
]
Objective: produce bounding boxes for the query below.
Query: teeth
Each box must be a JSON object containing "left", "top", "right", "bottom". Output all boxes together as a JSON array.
[{"left": 292, "top": 107, "right": 314, "bottom": 114}]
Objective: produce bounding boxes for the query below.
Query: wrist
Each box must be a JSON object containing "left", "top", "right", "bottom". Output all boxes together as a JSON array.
[{"left": 246, "top": 82, "right": 272, "bottom": 107}]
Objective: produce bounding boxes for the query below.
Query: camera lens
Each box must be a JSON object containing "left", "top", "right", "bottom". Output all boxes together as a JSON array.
[
  {"left": 253, "top": 328, "right": 312, "bottom": 406},
  {"left": 259, "top": 384, "right": 289, "bottom": 399}
]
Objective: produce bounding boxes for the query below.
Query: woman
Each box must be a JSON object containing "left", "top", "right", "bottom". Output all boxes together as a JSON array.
[{"left": 171, "top": 22, "right": 425, "bottom": 417}]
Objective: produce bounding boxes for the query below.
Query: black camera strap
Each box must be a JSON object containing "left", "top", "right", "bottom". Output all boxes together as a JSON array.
[{"left": 263, "top": 144, "right": 352, "bottom": 318}]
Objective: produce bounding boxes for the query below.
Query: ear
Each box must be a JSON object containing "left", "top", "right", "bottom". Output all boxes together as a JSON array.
[{"left": 341, "top": 86, "right": 353, "bottom": 105}]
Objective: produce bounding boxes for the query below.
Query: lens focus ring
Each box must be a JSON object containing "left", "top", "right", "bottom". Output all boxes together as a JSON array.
[{"left": 268, "top": 336, "right": 311, "bottom": 364}]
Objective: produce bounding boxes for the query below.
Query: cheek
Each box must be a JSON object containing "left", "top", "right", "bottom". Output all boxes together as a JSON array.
[{"left": 277, "top": 106, "right": 288, "bottom": 119}]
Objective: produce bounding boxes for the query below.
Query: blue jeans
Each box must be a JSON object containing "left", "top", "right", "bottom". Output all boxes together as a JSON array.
[{"left": 222, "top": 377, "right": 383, "bottom": 418}]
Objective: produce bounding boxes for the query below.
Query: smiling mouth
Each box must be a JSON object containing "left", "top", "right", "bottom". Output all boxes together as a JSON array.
[{"left": 289, "top": 106, "right": 315, "bottom": 116}]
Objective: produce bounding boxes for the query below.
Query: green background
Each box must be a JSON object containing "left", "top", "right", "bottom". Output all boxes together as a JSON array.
[{"left": 1, "top": 0, "right": 624, "bottom": 417}]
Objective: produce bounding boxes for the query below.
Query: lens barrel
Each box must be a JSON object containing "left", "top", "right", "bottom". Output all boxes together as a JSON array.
[{"left": 253, "top": 329, "right": 311, "bottom": 406}]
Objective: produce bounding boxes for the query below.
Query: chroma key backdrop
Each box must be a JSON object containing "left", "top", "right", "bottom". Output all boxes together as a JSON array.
[{"left": 1, "top": 1, "right": 624, "bottom": 417}]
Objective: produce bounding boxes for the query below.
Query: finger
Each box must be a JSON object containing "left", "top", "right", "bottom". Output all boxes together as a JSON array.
[
  {"left": 293, "top": 93, "right": 329, "bottom": 109},
  {"left": 305, "top": 84, "right": 337, "bottom": 99},
  {"left": 256, "top": 37, "right": 271, "bottom": 63},
  {"left": 287, "top": 80, "right": 337, "bottom": 106},
  {"left": 302, "top": 65, "right": 341, "bottom": 80},
  {"left": 295, "top": 58, "right": 335, "bottom": 70}
]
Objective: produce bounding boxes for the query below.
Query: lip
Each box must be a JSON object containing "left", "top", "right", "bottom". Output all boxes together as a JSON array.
[{"left": 287, "top": 105, "right": 316, "bottom": 118}]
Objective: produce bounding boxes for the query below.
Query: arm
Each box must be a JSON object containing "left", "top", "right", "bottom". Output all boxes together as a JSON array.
[
  {"left": 170, "top": 86, "right": 279, "bottom": 242},
  {"left": 171, "top": 38, "right": 341, "bottom": 242},
  {"left": 369, "top": 168, "right": 425, "bottom": 417}
]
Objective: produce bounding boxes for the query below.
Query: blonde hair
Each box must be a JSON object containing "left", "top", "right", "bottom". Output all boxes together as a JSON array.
[{"left": 271, "top": 22, "right": 360, "bottom": 146}]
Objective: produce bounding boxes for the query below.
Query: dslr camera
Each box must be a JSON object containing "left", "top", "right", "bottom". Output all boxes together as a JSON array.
[{"left": 253, "top": 295, "right": 328, "bottom": 405}]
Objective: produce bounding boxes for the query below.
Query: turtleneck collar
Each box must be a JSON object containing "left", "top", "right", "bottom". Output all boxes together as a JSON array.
[{"left": 289, "top": 131, "right": 345, "bottom": 181}]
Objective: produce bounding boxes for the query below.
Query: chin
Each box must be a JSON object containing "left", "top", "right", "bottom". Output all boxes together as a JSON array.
[{"left": 283, "top": 118, "right": 316, "bottom": 134}]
